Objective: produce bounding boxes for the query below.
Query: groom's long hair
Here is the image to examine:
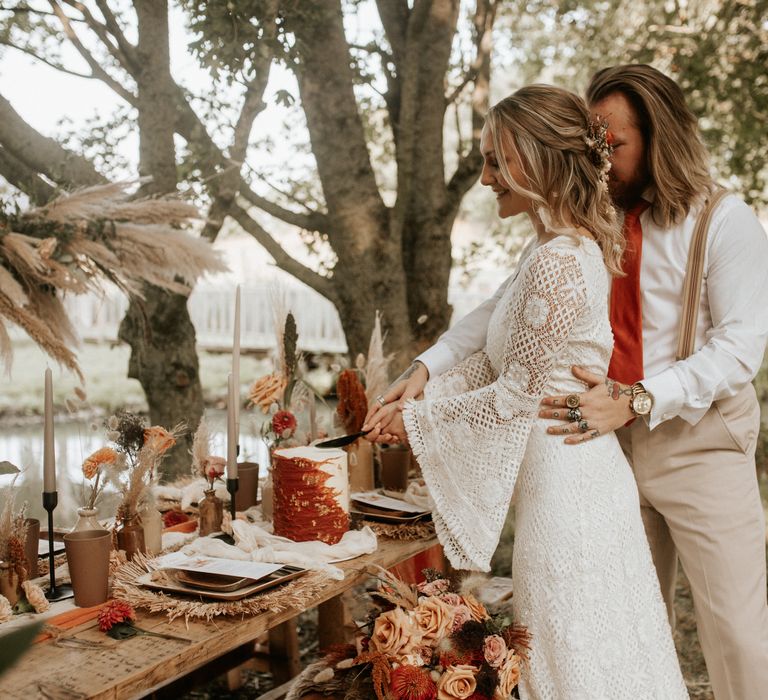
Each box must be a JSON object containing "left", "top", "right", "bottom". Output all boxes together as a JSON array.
[{"left": 586, "top": 64, "right": 713, "bottom": 228}]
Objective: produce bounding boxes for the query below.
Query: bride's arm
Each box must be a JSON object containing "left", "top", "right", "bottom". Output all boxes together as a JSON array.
[{"left": 403, "top": 246, "right": 588, "bottom": 571}]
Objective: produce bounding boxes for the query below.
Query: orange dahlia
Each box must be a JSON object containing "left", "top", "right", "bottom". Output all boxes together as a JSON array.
[
  {"left": 82, "top": 447, "right": 119, "bottom": 479},
  {"left": 390, "top": 664, "right": 436, "bottom": 700},
  {"left": 98, "top": 600, "right": 135, "bottom": 632},
  {"left": 271, "top": 410, "right": 297, "bottom": 438}
]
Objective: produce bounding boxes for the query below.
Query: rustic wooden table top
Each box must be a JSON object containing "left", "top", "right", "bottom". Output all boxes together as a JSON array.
[{"left": 0, "top": 536, "right": 437, "bottom": 700}]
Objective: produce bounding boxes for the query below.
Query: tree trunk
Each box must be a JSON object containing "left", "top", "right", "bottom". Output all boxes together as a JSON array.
[{"left": 117, "top": 0, "right": 201, "bottom": 480}]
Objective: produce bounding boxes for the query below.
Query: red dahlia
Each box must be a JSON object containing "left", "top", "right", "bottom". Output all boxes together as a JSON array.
[
  {"left": 390, "top": 664, "right": 437, "bottom": 700},
  {"left": 272, "top": 410, "right": 297, "bottom": 437},
  {"left": 98, "top": 600, "right": 135, "bottom": 632}
]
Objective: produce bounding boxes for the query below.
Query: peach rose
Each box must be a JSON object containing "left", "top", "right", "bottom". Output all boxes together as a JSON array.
[
  {"left": 413, "top": 596, "right": 453, "bottom": 644},
  {"left": 417, "top": 578, "right": 450, "bottom": 596},
  {"left": 369, "top": 607, "right": 420, "bottom": 657},
  {"left": 248, "top": 373, "right": 287, "bottom": 413},
  {"left": 451, "top": 605, "right": 472, "bottom": 632},
  {"left": 462, "top": 593, "right": 488, "bottom": 622},
  {"left": 483, "top": 634, "right": 507, "bottom": 668},
  {"left": 494, "top": 651, "right": 521, "bottom": 699},
  {"left": 437, "top": 664, "right": 477, "bottom": 700},
  {"left": 440, "top": 593, "right": 462, "bottom": 607}
]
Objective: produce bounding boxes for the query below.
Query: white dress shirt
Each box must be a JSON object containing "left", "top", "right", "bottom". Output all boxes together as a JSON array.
[{"left": 417, "top": 194, "right": 768, "bottom": 429}]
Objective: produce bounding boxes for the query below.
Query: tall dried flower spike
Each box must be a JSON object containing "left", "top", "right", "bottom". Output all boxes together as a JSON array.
[{"left": 337, "top": 369, "right": 368, "bottom": 434}]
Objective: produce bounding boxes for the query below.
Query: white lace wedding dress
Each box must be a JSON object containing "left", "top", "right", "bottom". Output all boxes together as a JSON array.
[{"left": 403, "top": 236, "right": 689, "bottom": 699}]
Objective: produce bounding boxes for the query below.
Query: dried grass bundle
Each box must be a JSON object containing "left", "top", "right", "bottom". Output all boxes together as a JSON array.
[
  {"left": 366, "top": 564, "right": 418, "bottom": 610},
  {"left": 190, "top": 419, "right": 210, "bottom": 480},
  {"left": 364, "top": 311, "right": 393, "bottom": 404},
  {"left": 0, "top": 182, "right": 227, "bottom": 374}
]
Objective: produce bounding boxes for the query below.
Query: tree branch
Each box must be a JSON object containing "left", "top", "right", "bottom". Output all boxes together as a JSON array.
[
  {"left": 0, "top": 92, "right": 105, "bottom": 188},
  {"left": 48, "top": 0, "right": 138, "bottom": 106},
  {"left": 229, "top": 201, "right": 338, "bottom": 304},
  {"left": 0, "top": 146, "right": 56, "bottom": 204},
  {"left": 0, "top": 40, "right": 92, "bottom": 79},
  {"left": 61, "top": 0, "right": 139, "bottom": 77},
  {"left": 237, "top": 184, "right": 330, "bottom": 233},
  {"left": 93, "top": 0, "right": 141, "bottom": 71}
]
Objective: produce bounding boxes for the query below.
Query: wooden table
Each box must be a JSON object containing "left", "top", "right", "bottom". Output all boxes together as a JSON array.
[{"left": 0, "top": 536, "right": 438, "bottom": 700}]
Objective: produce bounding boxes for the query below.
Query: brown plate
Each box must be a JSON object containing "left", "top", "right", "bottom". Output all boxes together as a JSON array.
[
  {"left": 350, "top": 508, "right": 431, "bottom": 524},
  {"left": 351, "top": 501, "right": 411, "bottom": 517},
  {"left": 138, "top": 565, "right": 308, "bottom": 601},
  {"left": 174, "top": 570, "right": 252, "bottom": 592}
]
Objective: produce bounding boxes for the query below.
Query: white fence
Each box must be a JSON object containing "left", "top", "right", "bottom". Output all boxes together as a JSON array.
[{"left": 48, "top": 281, "right": 491, "bottom": 355}]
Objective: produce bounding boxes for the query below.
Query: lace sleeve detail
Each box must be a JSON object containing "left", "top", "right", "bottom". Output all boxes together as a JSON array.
[
  {"left": 423, "top": 351, "right": 498, "bottom": 401},
  {"left": 403, "top": 246, "right": 588, "bottom": 570}
]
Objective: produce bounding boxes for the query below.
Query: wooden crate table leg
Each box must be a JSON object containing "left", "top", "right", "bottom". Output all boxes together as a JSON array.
[
  {"left": 317, "top": 593, "right": 352, "bottom": 650},
  {"left": 269, "top": 619, "right": 301, "bottom": 684}
]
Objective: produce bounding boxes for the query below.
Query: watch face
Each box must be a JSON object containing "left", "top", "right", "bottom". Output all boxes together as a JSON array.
[{"left": 633, "top": 393, "right": 652, "bottom": 415}]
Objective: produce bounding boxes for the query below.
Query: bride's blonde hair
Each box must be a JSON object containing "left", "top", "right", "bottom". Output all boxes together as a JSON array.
[{"left": 486, "top": 85, "right": 624, "bottom": 276}]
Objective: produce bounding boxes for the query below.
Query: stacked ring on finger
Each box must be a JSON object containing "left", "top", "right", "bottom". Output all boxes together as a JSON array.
[
  {"left": 567, "top": 407, "right": 582, "bottom": 422},
  {"left": 566, "top": 394, "right": 581, "bottom": 409},
  {"left": 375, "top": 395, "right": 386, "bottom": 407},
  {"left": 578, "top": 419, "right": 590, "bottom": 432}
]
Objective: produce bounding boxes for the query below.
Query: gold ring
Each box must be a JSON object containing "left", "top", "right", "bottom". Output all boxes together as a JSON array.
[{"left": 566, "top": 394, "right": 580, "bottom": 409}]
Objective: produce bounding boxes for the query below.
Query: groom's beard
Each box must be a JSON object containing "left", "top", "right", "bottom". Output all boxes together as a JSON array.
[{"left": 608, "top": 170, "right": 650, "bottom": 210}]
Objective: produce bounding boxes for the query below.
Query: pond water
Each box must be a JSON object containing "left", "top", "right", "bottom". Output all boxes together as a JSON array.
[{"left": 0, "top": 409, "right": 272, "bottom": 528}]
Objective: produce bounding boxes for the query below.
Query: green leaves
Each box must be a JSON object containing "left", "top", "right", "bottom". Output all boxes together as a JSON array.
[
  {"left": 0, "top": 621, "right": 43, "bottom": 679},
  {"left": 0, "top": 461, "right": 19, "bottom": 475}
]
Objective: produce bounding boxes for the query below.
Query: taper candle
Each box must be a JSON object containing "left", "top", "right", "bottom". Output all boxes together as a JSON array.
[
  {"left": 226, "top": 373, "right": 238, "bottom": 479},
  {"left": 43, "top": 368, "right": 56, "bottom": 492},
  {"left": 233, "top": 285, "right": 241, "bottom": 429}
]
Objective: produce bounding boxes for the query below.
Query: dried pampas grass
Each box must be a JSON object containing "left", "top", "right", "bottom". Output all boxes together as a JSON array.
[
  {"left": 0, "top": 181, "right": 227, "bottom": 373},
  {"left": 364, "top": 311, "right": 393, "bottom": 404}
]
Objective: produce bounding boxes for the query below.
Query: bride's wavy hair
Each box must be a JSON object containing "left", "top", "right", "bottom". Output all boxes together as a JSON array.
[
  {"left": 486, "top": 85, "right": 624, "bottom": 276},
  {"left": 586, "top": 64, "right": 713, "bottom": 228}
]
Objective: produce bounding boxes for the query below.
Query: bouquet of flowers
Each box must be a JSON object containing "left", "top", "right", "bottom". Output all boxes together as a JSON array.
[
  {"left": 248, "top": 310, "right": 303, "bottom": 447},
  {"left": 104, "top": 412, "right": 183, "bottom": 524},
  {"left": 80, "top": 446, "right": 123, "bottom": 510},
  {"left": 295, "top": 568, "right": 530, "bottom": 700}
]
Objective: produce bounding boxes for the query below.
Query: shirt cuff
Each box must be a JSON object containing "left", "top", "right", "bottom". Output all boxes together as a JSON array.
[
  {"left": 641, "top": 367, "right": 686, "bottom": 430},
  {"left": 415, "top": 343, "right": 457, "bottom": 380}
]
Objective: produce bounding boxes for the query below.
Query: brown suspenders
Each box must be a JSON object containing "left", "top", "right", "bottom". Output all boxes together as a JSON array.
[{"left": 675, "top": 187, "right": 729, "bottom": 361}]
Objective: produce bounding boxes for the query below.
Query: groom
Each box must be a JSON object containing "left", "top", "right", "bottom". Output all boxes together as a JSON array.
[{"left": 538, "top": 65, "right": 768, "bottom": 699}]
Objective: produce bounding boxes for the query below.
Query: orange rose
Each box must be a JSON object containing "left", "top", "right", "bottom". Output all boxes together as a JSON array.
[
  {"left": 369, "top": 607, "right": 420, "bottom": 658},
  {"left": 436, "top": 664, "right": 477, "bottom": 700},
  {"left": 144, "top": 426, "right": 176, "bottom": 454},
  {"left": 413, "top": 597, "right": 453, "bottom": 645},
  {"left": 462, "top": 593, "right": 488, "bottom": 622},
  {"left": 494, "top": 651, "right": 521, "bottom": 699},
  {"left": 82, "top": 447, "right": 118, "bottom": 479}
]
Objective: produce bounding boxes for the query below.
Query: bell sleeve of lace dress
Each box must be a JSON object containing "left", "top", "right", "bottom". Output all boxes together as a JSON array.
[{"left": 403, "top": 246, "right": 588, "bottom": 571}]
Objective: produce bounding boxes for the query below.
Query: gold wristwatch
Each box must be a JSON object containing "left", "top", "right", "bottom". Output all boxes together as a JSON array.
[{"left": 629, "top": 382, "right": 653, "bottom": 416}]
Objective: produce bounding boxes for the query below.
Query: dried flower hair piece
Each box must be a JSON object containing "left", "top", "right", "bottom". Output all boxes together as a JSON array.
[{"left": 585, "top": 116, "right": 614, "bottom": 192}]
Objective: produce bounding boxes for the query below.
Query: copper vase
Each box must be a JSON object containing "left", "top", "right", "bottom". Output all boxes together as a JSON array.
[
  {"left": 116, "top": 513, "right": 146, "bottom": 561},
  {"left": 0, "top": 562, "right": 20, "bottom": 606},
  {"left": 198, "top": 489, "right": 223, "bottom": 536}
]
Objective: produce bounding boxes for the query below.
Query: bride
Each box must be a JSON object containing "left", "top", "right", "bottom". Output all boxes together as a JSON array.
[{"left": 363, "top": 85, "right": 689, "bottom": 699}]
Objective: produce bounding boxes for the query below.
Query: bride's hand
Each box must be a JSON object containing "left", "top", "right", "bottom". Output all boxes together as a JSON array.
[
  {"left": 366, "top": 410, "right": 409, "bottom": 447},
  {"left": 538, "top": 366, "right": 634, "bottom": 444},
  {"left": 362, "top": 361, "right": 429, "bottom": 431}
]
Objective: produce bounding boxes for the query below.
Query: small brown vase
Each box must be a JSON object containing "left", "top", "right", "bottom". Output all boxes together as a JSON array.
[
  {"left": 64, "top": 529, "right": 111, "bottom": 607},
  {"left": 198, "top": 489, "right": 223, "bottom": 536},
  {"left": 378, "top": 445, "right": 411, "bottom": 492},
  {"left": 234, "top": 462, "right": 260, "bottom": 511},
  {"left": 24, "top": 518, "right": 40, "bottom": 580},
  {"left": 116, "top": 512, "right": 146, "bottom": 561},
  {"left": 0, "top": 561, "right": 20, "bottom": 606}
]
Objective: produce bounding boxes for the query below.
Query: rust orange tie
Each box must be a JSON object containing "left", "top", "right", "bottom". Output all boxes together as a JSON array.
[{"left": 608, "top": 199, "right": 651, "bottom": 385}]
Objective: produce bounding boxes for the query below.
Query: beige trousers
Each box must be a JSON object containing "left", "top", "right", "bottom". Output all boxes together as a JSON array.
[{"left": 617, "top": 384, "right": 768, "bottom": 700}]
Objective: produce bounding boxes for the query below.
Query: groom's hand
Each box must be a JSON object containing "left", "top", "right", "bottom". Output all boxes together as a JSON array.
[{"left": 538, "top": 366, "right": 634, "bottom": 444}]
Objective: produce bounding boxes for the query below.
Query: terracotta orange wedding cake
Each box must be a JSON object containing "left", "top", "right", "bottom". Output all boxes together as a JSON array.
[{"left": 271, "top": 445, "right": 350, "bottom": 544}]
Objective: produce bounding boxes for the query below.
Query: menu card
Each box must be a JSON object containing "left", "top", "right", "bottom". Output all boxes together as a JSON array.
[
  {"left": 154, "top": 551, "right": 283, "bottom": 581},
  {"left": 352, "top": 491, "right": 430, "bottom": 514}
]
